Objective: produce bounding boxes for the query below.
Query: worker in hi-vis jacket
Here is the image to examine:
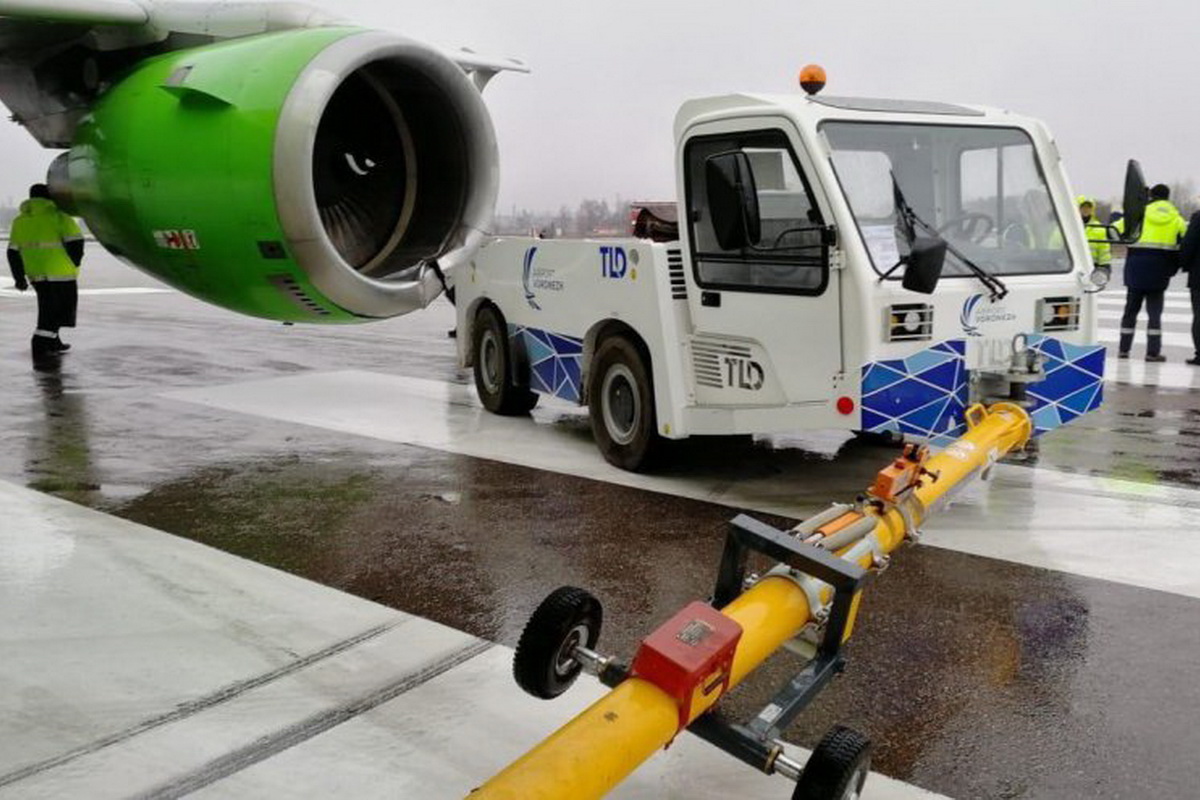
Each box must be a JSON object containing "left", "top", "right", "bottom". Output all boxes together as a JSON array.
[{"left": 8, "top": 184, "right": 85, "bottom": 358}]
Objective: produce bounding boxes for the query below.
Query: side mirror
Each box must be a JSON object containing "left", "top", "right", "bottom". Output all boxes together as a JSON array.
[
  {"left": 1089, "top": 265, "right": 1112, "bottom": 290},
  {"left": 1122, "top": 158, "right": 1147, "bottom": 242},
  {"left": 705, "top": 152, "right": 761, "bottom": 250},
  {"left": 902, "top": 236, "right": 947, "bottom": 294}
]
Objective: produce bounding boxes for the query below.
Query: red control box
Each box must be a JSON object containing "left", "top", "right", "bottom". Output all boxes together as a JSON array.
[{"left": 630, "top": 601, "right": 743, "bottom": 731}]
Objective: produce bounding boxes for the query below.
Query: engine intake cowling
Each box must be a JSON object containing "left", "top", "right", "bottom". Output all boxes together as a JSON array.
[{"left": 53, "top": 27, "right": 499, "bottom": 322}]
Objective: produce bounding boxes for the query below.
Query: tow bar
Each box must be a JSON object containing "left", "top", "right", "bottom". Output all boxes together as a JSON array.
[{"left": 472, "top": 402, "right": 1032, "bottom": 800}]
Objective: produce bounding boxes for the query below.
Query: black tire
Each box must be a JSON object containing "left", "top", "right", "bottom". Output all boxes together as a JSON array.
[
  {"left": 472, "top": 305, "right": 537, "bottom": 415},
  {"left": 793, "top": 725, "right": 872, "bottom": 800},
  {"left": 587, "top": 335, "right": 661, "bottom": 471},
  {"left": 852, "top": 429, "right": 905, "bottom": 447},
  {"left": 513, "top": 586, "right": 603, "bottom": 699}
]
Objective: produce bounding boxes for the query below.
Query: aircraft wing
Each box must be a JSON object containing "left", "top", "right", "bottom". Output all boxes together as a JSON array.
[
  {"left": 0, "top": 1, "right": 525, "bottom": 145},
  {"left": 0, "top": 0, "right": 149, "bottom": 26}
]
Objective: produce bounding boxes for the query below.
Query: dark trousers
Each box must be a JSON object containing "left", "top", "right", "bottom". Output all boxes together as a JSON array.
[
  {"left": 31, "top": 280, "right": 78, "bottom": 336},
  {"left": 1192, "top": 286, "right": 1200, "bottom": 358},
  {"left": 1119, "top": 288, "right": 1165, "bottom": 356}
]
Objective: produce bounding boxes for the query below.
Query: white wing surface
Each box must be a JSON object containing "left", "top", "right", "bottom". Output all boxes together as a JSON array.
[{"left": 0, "top": 0, "right": 148, "bottom": 25}]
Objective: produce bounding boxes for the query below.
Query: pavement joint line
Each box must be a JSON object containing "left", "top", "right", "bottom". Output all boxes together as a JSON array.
[
  {"left": 132, "top": 639, "right": 495, "bottom": 800},
  {"left": 0, "top": 620, "right": 405, "bottom": 789}
]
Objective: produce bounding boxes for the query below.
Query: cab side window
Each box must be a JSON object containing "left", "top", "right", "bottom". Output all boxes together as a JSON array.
[{"left": 685, "top": 130, "right": 828, "bottom": 294}]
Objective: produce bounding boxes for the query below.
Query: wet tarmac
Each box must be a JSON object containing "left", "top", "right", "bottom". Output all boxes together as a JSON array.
[{"left": 4, "top": 252, "right": 1200, "bottom": 798}]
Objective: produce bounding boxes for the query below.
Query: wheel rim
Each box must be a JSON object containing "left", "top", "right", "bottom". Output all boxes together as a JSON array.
[
  {"left": 601, "top": 364, "right": 640, "bottom": 446},
  {"left": 479, "top": 329, "right": 503, "bottom": 394},
  {"left": 842, "top": 762, "right": 869, "bottom": 800},
  {"left": 554, "top": 622, "right": 589, "bottom": 677}
]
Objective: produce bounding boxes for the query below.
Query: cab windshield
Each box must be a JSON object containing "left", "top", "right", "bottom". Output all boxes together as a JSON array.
[{"left": 821, "top": 122, "right": 1073, "bottom": 278}]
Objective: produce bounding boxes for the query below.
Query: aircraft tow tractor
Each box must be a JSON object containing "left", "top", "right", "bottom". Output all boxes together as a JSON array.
[{"left": 472, "top": 401, "right": 1033, "bottom": 799}]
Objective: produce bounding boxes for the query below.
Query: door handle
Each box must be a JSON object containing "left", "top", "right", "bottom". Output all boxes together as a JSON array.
[{"left": 701, "top": 291, "right": 721, "bottom": 308}]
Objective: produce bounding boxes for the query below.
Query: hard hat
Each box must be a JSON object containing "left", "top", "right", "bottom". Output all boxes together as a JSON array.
[{"left": 1075, "top": 195, "right": 1095, "bottom": 207}]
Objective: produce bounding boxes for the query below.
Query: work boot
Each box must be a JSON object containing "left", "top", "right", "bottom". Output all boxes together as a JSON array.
[
  {"left": 52, "top": 338, "right": 70, "bottom": 352},
  {"left": 1117, "top": 351, "right": 1130, "bottom": 359},
  {"left": 1187, "top": 356, "right": 1200, "bottom": 366},
  {"left": 31, "top": 334, "right": 59, "bottom": 356},
  {"left": 1146, "top": 354, "right": 1166, "bottom": 363},
  {"left": 1118, "top": 331, "right": 1135, "bottom": 356}
]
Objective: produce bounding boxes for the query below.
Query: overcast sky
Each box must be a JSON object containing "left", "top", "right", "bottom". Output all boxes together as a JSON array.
[{"left": 2, "top": 0, "right": 1199, "bottom": 211}]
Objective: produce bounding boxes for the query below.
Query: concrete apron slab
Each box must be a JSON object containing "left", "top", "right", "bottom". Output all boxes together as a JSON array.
[
  {"left": 0, "top": 481, "right": 943, "bottom": 799},
  {"left": 166, "top": 371, "right": 1200, "bottom": 602}
]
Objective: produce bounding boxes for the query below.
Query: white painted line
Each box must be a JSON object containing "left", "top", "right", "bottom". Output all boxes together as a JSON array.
[
  {"left": 0, "top": 481, "right": 943, "bottom": 800},
  {"left": 1103, "top": 357, "right": 1200, "bottom": 389},
  {"left": 0, "top": 286, "right": 171, "bottom": 297},
  {"left": 1096, "top": 302, "right": 1191, "bottom": 314},
  {"left": 1098, "top": 311, "right": 1191, "bottom": 325},
  {"left": 1099, "top": 331, "right": 1195, "bottom": 347},
  {"left": 189, "top": 645, "right": 945, "bottom": 800},
  {"left": 167, "top": 371, "right": 1200, "bottom": 602},
  {"left": 1097, "top": 294, "right": 1191, "bottom": 304},
  {"left": 1097, "top": 290, "right": 1191, "bottom": 303}
]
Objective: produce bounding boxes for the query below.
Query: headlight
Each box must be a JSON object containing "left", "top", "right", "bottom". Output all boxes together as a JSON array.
[
  {"left": 1037, "top": 296, "right": 1081, "bottom": 332},
  {"left": 885, "top": 303, "right": 933, "bottom": 341},
  {"left": 1089, "top": 267, "right": 1111, "bottom": 289}
]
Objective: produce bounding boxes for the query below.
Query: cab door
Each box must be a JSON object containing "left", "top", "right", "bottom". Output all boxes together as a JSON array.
[{"left": 680, "top": 120, "right": 841, "bottom": 406}]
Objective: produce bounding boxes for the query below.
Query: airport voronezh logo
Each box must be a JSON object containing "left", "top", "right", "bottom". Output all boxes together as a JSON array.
[
  {"left": 960, "top": 293, "right": 1017, "bottom": 337},
  {"left": 522, "top": 246, "right": 541, "bottom": 310},
  {"left": 522, "top": 246, "right": 565, "bottom": 310},
  {"left": 960, "top": 294, "right": 984, "bottom": 337}
]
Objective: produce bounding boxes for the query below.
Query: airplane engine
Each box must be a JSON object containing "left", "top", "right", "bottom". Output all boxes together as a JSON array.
[{"left": 49, "top": 27, "right": 499, "bottom": 322}]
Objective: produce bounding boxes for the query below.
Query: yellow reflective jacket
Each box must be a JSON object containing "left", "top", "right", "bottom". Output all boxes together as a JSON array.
[
  {"left": 9, "top": 198, "right": 83, "bottom": 280},
  {"left": 1084, "top": 218, "right": 1112, "bottom": 266},
  {"left": 1074, "top": 196, "right": 1112, "bottom": 266},
  {"left": 1133, "top": 199, "right": 1187, "bottom": 251}
]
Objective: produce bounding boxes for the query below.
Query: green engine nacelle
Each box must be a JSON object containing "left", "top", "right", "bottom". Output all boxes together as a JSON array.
[{"left": 50, "top": 27, "right": 499, "bottom": 322}]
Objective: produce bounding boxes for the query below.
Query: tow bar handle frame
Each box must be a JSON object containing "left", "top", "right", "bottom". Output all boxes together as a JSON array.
[{"left": 706, "top": 513, "right": 869, "bottom": 746}]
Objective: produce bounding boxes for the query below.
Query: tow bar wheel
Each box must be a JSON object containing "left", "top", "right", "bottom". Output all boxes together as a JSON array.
[
  {"left": 793, "top": 725, "right": 872, "bottom": 800},
  {"left": 513, "top": 586, "right": 603, "bottom": 699}
]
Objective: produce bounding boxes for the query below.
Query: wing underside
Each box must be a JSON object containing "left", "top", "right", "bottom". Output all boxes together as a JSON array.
[
  {"left": 0, "top": 1, "right": 527, "bottom": 147},
  {"left": 0, "top": 0, "right": 148, "bottom": 26}
]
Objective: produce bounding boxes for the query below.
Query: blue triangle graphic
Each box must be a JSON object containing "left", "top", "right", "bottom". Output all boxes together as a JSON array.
[
  {"left": 549, "top": 332, "right": 583, "bottom": 355},
  {"left": 1059, "top": 383, "right": 1101, "bottom": 415},
  {"left": 900, "top": 396, "right": 950, "bottom": 433},
  {"left": 1032, "top": 405, "right": 1062, "bottom": 432},
  {"left": 875, "top": 357, "right": 909, "bottom": 375},
  {"left": 552, "top": 358, "right": 565, "bottom": 396},
  {"left": 1061, "top": 341, "right": 1103, "bottom": 363},
  {"left": 904, "top": 349, "right": 954, "bottom": 375},
  {"left": 863, "top": 364, "right": 909, "bottom": 395},
  {"left": 1032, "top": 363, "right": 1094, "bottom": 401},
  {"left": 1037, "top": 338, "right": 1065, "bottom": 361},
  {"left": 561, "top": 357, "right": 582, "bottom": 400},
  {"left": 525, "top": 329, "right": 555, "bottom": 364},
  {"left": 862, "top": 410, "right": 896, "bottom": 431},
  {"left": 898, "top": 419, "right": 933, "bottom": 438},
  {"left": 532, "top": 359, "right": 557, "bottom": 393},
  {"left": 914, "top": 360, "right": 960, "bottom": 392},
  {"left": 1073, "top": 349, "right": 1107, "bottom": 379},
  {"left": 936, "top": 400, "right": 966, "bottom": 433}
]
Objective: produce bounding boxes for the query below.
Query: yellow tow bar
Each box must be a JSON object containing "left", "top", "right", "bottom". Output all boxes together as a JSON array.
[{"left": 472, "top": 402, "right": 1032, "bottom": 799}]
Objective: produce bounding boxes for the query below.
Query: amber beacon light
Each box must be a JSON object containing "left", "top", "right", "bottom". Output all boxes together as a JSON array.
[{"left": 799, "top": 64, "right": 827, "bottom": 95}]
